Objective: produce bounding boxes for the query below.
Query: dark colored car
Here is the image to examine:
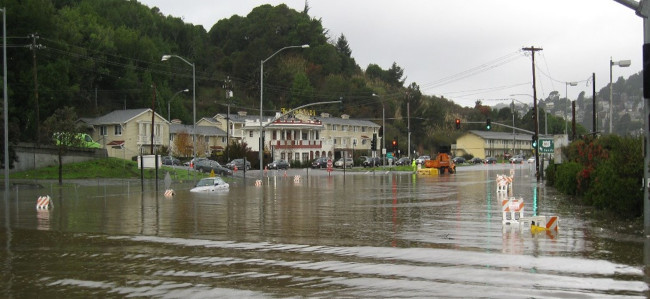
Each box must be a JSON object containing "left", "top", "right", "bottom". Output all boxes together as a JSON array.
[
  {"left": 362, "top": 157, "right": 382, "bottom": 168},
  {"left": 484, "top": 157, "right": 497, "bottom": 164},
  {"left": 162, "top": 156, "right": 181, "bottom": 166},
  {"left": 226, "top": 158, "right": 251, "bottom": 170},
  {"left": 194, "top": 159, "right": 233, "bottom": 176},
  {"left": 395, "top": 157, "right": 411, "bottom": 166},
  {"left": 311, "top": 157, "right": 330, "bottom": 169},
  {"left": 267, "top": 159, "right": 290, "bottom": 170},
  {"left": 469, "top": 157, "right": 483, "bottom": 164},
  {"left": 452, "top": 157, "right": 466, "bottom": 164}
]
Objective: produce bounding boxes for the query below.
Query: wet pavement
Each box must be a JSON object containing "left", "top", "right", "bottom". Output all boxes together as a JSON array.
[{"left": 0, "top": 163, "right": 648, "bottom": 297}]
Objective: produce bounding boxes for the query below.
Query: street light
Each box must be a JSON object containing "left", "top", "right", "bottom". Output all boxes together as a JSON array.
[
  {"left": 610, "top": 58, "right": 631, "bottom": 134},
  {"left": 259, "top": 44, "right": 309, "bottom": 174},
  {"left": 161, "top": 54, "right": 196, "bottom": 166},
  {"left": 565, "top": 81, "right": 577, "bottom": 135},
  {"left": 1, "top": 8, "right": 7, "bottom": 191},
  {"left": 168, "top": 89, "right": 189, "bottom": 121},
  {"left": 372, "top": 93, "right": 385, "bottom": 164}
]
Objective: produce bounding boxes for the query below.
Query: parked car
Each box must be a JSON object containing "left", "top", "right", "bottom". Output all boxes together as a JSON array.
[
  {"left": 484, "top": 157, "right": 497, "bottom": 164},
  {"left": 395, "top": 157, "right": 411, "bottom": 166},
  {"left": 509, "top": 155, "right": 524, "bottom": 164},
  {"left": 311, "top": 157, "right": 330, "bottom": 169},
  {"left": 162, "top": 156, "right": 181, "bottom": 166},
  {"left": 225, "top": 158, "right": 251, "bottom": 170},
  {"left": 194, "top": 159, "right": 233, "bottom": 176},
  {"left": 267, "top": 159, "right": 290, "bottom": 170},
  {"left": 527, "top": 157, "right": 536, "bottom": 164},
  {"left": 452, "top": 157, "right": 466, "bottom": 164},
  {"left": 334, "top": 157, "right": 353, "bottom": 168},
  {"left": 469, "top": 157, "right": 483, "bottom": 164},
  {"left": 186, "top": 157, "right": 206, "bottom": 168},
  {"left": 362, "top": 156, "right": 382, "bottom": 167},
  {"left": 190, "top": 177, "right": 229, "bottom": 193},
  {"left": 415, "top": 155, "right": 431, "bottom": 165}
]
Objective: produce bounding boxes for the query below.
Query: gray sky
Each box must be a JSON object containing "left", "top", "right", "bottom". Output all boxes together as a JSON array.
[{"left": 140, "top": 0, "right": 643, "bottom": 107}]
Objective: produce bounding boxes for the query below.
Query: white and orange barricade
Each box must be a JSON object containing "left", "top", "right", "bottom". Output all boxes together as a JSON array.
[
  {"left": 501, "top": 197, "right": 524, "bottom": 224},
  {"left": 254, "top": 180, "right": 262, "bottom": 187},
  {"left": 496, "top": 174, "right": 513, "bottom": 194},
  {"left": 293, "top": 175, "right": 301, "bottom": 182},
  {"left": 36, "top": 195, "right": 52, "bottom": 210},
  {"left": 164, "top": 189, "right": 175, "bottom": 197},
  {"left": 519, "top": 215, "right": 559, "bottom": 232}
]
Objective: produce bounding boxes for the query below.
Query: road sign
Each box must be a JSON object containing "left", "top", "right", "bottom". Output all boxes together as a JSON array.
[
  {"left": 327, "top": 159, "right": 333, "bottom": 172},
  {"left": 539, "top": 139, "right": 554, "bottom": 153}
]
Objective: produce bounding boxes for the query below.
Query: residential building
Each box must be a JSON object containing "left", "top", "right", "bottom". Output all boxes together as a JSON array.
[
  {"left": 455, "top": 130, "right": 535, "bottom": 159},
  {"left": 82, "top": 108, "right": 168, "bottom": 159},
  {"left": 169, "top": 117, "right": 227, "bottom": 158}
]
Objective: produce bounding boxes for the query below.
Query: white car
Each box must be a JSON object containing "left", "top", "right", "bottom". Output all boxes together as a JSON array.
[
  {"left": 190, "top": 177, "right": 229, "bottom": 193},
  {"left": 415, "top": 155, "right": 430, "bottom": 165},
  {"left": 527, "top": 157, "right": 535, "bottom": 163},
  {"left": 334, "top": 157, "right": 353, "bottom": 168}
]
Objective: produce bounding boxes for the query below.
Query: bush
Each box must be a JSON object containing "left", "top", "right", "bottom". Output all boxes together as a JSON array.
[{"left": 554, "top": 162, "right": 582, "bottom": 196}]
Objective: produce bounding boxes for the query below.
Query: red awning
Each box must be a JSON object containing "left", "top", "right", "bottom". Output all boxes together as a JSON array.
[
  {"left": 361, "top": 135, "right": 369, "bottom": 139},
  {"left": 210, "top": 145, "right": 224, "bottom": 150},
  {"left": 107, "top": 140, "right": 124, "bottom": 146}
]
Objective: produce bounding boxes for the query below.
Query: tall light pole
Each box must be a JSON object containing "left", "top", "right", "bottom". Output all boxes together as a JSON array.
[
  {"left": 1, "top": 8, "right": 7, "bottom": 191},
  {"left": 609, "top": 58, "right": 631, "bottom": 134},
  {"left": 161, "top": 55, "right": 195, "bottom": 165},
  {"left": 372, "top": 93, "right": 385, "bottom": 164},
  {"left": 168, "top": 89, "right": 189, "bottom": 121},
  {"left": 565, "top": 82, "right": 577, "bottom": 135},
  {"left": 259, "top": 44, "right": 309, "bottom": 174}
]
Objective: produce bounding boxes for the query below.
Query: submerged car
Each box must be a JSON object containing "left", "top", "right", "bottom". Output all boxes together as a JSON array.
[
  {"left": 190, "top": 177, "right": 229, "bottom": 193},
  {"left": 484, "top": 157, "right": 497, "bottom": 164},
  {"left": 267, "top": 159, "right": 290, "bottom": 170}
]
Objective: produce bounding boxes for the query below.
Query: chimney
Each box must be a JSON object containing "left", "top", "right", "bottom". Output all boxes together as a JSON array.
[
  {"left": 320, "top": 112, "right": 330, "bottom": 118},
  {"left": 341, "top": 114, "right": 349, "bottom": 119}
]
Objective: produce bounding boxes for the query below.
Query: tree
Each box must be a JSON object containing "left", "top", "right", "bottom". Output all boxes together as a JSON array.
[
  {"left": 173, "top": 131, "right": 193, "bottom": 158},
  {"left": 43, "top": 106, "right": 84, "bottom": 185}
]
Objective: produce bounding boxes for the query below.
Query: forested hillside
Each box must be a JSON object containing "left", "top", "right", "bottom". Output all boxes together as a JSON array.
[{"left": 0, "top": 0, "right": 641, "bottom": 159}]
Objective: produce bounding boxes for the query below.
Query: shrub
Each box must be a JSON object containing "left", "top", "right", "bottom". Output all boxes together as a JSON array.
[{"left": 554, "top": 162, "right": 582, "bottom": 196}]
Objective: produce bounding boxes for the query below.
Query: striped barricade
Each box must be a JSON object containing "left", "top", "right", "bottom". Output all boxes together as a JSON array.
[
  {"left": 164, "top": 189, "right": 175, "bottom": 197},
  {"left": 519, "top": 215, "right": 559, "bottom": 232},
  {"left": 254, "top": 180, "right": 262, "bottom": 187},
  {"left": 496, "top": 174, "right": 513, "bottom": 194},
  {"left": 293, "top": 175, "right": 301, "bottom": 182},
  {"left": 501, "top": 197, "right": 524, "bottom": 224},
  {"left": 36, "top": 195, "right": 52, "bottom": 210}
]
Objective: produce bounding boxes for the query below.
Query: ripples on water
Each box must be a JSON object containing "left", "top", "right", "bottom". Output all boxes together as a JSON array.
[{"left": 1, "top": 165, "right": 648, "bottom": 297}]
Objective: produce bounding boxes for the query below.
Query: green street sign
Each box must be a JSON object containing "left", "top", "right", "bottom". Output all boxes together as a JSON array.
[{"left": 539, "top": 139, "right": 554, "bottom": 153}]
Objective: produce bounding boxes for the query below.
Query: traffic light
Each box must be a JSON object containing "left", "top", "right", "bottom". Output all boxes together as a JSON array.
[
  {"left": 455, "top": 118, "right": 461, "bottom": 129},
  {"left": 531, "top": 134, "right": 538, "bottom": 148},
  {"left": 371, "top": 133, "right": 377, "bottom": 151},
  {"left": 486, "top": 118, "right": 491, "bottom": 130},
  {"left": 392, "top": 139, "right": 397, "bottom": 151},
  {"left": 339, "top": 98, "right": 344, "bottom": 113}
]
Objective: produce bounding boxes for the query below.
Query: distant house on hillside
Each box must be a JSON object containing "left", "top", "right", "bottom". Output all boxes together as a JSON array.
[{"left": 455, "top": 130, "right": 535, "bottom": 159}]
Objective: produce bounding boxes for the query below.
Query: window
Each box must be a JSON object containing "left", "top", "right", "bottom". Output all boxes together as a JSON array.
[
  {"left": 362, "top": 127, "right": 367, "bottom": 132},
  {"left": 302, "top": 153, "right": 309, "bottom": 161},
  {"left": 342, "top": 125, "right": 347, "bottom": 131},
  {"left": 295, "top": 153, "right": 299, "bottom": 160},
  {"left": 114, "top": 125, "right": 122, "bottom": 136},
  {"left": 302, "top": 132, "right": 307, "bottom": 140},
  {"left": 205, "top": 136, "right": 209, "bottom": 143},
  {"left": 100, "top": 126, "right": 107, "bottom": 136},
  {"left": 249, "top": 131, "right": 254, "bottom": 138},
  {"left": 332, "top": 125, "right": 337, "bottom": 131}
]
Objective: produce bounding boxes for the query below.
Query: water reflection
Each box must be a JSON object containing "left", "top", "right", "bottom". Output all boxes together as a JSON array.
[{"left": 0, "top": 165, "right": 648, "bottom": 297}]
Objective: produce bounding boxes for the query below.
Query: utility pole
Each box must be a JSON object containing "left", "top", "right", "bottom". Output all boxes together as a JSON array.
[
  {"left": 592, "top": 72, "right": 597, "bottom": 134},
  {"left": 30, "top": 33, "right": 42, "bottom": 147},
  {"left": 522, "top": 46, "right": 542, "bottom": 180},
  {"left": 224, "top": 76, "right": 232, "bottom": 163}
]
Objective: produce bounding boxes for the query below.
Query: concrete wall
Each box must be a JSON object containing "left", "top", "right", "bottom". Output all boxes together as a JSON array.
[{"left": 12, "top": 143, "right": 107, "bottom": 173}]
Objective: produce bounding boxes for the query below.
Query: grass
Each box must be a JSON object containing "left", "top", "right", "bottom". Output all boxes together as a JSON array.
[{"left": 6, "top": 157, "right": 205, "bottom": 180}]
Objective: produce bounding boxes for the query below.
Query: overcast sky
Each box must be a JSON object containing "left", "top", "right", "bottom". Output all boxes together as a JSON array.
[{"left": 139, "top": 0, "right": 643, "bottom": 108}]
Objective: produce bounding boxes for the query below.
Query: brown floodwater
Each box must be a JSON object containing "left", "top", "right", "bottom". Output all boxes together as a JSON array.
[{"left": 0, "top": 164, "right": 647, "bottom": 297}]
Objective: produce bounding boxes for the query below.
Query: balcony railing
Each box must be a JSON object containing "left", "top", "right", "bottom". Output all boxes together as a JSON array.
[
  {"left": 138, "top": 135, "right": 163, "bottom": 145},
  {"left": 272, "top": 139, "right": 322, "bottom": 149}
]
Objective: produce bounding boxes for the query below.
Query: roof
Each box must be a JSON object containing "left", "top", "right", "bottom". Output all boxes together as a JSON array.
[
  {"left": 314, "top": 116, "right": 380, "bottom": 128},
  {"left": 170, "top": 123, "right": 226, "bottom": 136},
  {"left": 214, "top": 113, "right": 259, "bottom": 123},
  {"left": 87, "top": 108, "right": 166, "bottom": 125}
]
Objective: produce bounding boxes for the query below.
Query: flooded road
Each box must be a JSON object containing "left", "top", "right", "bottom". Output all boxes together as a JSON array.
[{"left": 1, "top": 164, "right": 648, "bottom": 297}]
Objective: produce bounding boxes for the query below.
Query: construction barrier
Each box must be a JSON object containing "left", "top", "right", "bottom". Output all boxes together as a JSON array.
[
  {"left": 293, "top": 175, "right": 301, "bottom": 182},
  {"left": 416, "top": 168, "right": 439, "bottom": 176},
  {"left": 496, "top": 174, "right": 513, "bottom": 194},
  {"left": 501, "top": 197, "right": 524, "bottom": 224},
  {"left": 254, "top": 180, "right": 262, "bottom": 187},
  {"left": 164, "top": 189, "right": 175, "bottom": 197},
  {"left": 36, "top": 195, "right": 52, "bottom": 210},
  {"left": 519, "top": 215, "right": 559, "bottom": 232}
]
